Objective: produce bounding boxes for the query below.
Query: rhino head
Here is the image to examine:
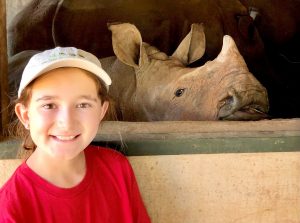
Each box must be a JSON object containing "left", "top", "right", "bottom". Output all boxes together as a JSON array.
[{"left": 107, "top": 23, "right": 269, "bottom": 121}]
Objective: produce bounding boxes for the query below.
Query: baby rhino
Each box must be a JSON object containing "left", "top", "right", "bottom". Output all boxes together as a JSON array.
[
  {"left": 102, "top": 23, "right": 269, "bottom": 121},
  {"left": 8, "top": 23, "right": 268, "bottom": 121}
]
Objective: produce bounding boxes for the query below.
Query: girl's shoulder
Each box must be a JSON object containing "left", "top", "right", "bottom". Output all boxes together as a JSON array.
[
  {"left": 0, "top": 162, "right": 26, "bottom": 205},
  {"left": 0, "top": 163, "right": 24, "bottom": 190}
]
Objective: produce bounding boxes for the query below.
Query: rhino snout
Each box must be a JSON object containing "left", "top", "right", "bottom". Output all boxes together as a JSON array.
[{"left": 218, "top": 88, "right": 269, "bottom": 121}]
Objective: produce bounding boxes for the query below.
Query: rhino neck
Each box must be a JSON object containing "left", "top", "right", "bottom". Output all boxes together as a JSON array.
[{"left": 100, "top": 57, "right": 143, "bottom": 121}]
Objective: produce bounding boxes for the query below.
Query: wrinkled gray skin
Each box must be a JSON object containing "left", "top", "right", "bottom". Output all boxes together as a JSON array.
[{"left": 9, "top": 23, "right": 269, "bottom": 121}]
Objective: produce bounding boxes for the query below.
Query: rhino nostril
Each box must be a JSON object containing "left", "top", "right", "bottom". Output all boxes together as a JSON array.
[
  {"left": 225, "top": 95, "right": 234, "bottom": 104},
  {"left": 221, "top": 96, "right": 234, "bottom": 109},
  {"left": 218, "top": 95, "right": 238, "bottom": 118}
]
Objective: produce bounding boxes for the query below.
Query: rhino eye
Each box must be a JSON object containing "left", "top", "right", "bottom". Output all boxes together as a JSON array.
[{"left": 175, "top": 88, "right": 186, "bottom": 97}]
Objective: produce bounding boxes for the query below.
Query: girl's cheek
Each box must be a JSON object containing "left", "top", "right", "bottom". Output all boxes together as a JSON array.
[{"left": 29, "top": 108, "right": 55, "bottom": 122}]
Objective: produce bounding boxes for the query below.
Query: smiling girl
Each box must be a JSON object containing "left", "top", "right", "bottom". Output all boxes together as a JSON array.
[{"left": 0, "top": 47, "right": 150, "bottom": 222}]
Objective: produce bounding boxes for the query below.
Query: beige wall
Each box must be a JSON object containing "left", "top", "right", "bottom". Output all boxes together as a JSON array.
[
  {"left": 131, "top": 152, "right": 300, "bottom": 223},
  {"left": 1, "top": 152, "right": 300, "bottom": 223}
]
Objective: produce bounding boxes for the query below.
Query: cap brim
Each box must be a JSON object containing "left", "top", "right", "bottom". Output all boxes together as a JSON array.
[{"left": 18, "top": 58, "right": 112, "bottom": 97}]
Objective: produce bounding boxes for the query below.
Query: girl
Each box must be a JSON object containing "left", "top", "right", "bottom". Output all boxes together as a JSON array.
[{"left": 0, "top": 47, "right": 151, "bottom": 222}]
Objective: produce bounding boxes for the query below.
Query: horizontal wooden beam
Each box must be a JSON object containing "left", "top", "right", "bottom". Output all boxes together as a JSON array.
[
  {"left": 94, "top": 119, "right": 300, "bottom": 155},
  {"left": 1, "top": 119, "right": 300, "bottom": 158},
  {"left": 96, "top": 119, "right": 300, "bottom": 141}
]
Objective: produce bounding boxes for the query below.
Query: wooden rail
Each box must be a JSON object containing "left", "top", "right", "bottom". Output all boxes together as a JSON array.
[
  {"left": 95, "top": 119, "right": 300, "bottom": 155},
  {"left": 0, "top": 0, "right": 9, "bottom": 138},
  {"left": 2, "top": 119, "right": 299, "bottom": 159}
]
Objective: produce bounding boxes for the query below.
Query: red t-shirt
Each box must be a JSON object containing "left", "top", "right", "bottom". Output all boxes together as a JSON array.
[{"left": 0, "top": 145, "right": 151, "bottom": 223}]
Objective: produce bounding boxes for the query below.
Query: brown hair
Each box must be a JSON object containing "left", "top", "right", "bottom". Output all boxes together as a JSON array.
[{"left": 9, "top": 68, "right": 117, "bottom": 153}]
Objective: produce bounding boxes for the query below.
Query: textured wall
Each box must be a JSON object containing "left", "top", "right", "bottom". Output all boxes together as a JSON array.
[{"left": 1, "top": 152, "right": 300, "bottom": 223}]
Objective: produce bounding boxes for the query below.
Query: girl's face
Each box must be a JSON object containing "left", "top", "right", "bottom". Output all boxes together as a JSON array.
[{"left": 15, "top": 68, "right": 108, "bottom": 160}]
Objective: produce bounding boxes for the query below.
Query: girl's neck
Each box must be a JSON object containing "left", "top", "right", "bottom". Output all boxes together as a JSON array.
[{"left": 26, "top": 150, "right": 87, "bottom": 188}]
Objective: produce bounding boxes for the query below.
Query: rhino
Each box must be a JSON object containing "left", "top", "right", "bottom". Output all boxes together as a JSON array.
[
  {"left": 8, "top": 23, "right": 269, "bottom": 121},
  {"left": 8, "top": 0, "right": 300, "bottom": 119}
]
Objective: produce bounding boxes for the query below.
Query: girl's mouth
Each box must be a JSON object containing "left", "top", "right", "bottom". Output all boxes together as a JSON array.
[{"left": 52, "top": 135, "right": 79, "bottom": 141}]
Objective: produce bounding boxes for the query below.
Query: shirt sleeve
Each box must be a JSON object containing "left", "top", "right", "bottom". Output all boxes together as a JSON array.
[
  {"left": 0, "top": 183, "right": 21, "bottom": 223},
  {"left": 126, "top": 160, "right": 151, "bottom": 223}
]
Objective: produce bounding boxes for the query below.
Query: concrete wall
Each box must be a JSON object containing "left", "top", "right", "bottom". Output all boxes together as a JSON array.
[{"left": 1, "top": 152, "right": 300, "bottom": 223}]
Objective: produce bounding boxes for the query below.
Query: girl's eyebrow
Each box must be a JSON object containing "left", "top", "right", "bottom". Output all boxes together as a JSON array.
[
  {"left": 35, "top": 95, "right": 98, "bottom": 102},
  {"left": 35, "top": 96, "right": 57, "bottom": 102},
  {"left": 79, "top": 95, "right": 98, "bottom": 102}
]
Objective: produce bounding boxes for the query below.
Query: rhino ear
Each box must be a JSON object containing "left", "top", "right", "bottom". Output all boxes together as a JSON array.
[
  {"left": 108, "top": 23, "right": 148, "bottom": 68},
  {"left": 172, "top": 23, "right": 205, "bottom": 65}
]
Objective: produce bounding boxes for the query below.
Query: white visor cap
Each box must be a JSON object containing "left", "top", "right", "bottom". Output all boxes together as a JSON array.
[{"left": 18, "top": 47, "right": 112, "bottom": 98}]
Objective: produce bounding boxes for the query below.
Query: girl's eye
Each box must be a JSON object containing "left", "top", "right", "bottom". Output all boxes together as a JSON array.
[
  {"left": 77, "top": 103, "right": 91, "bottom": 108},
  {"left": 42, "top": 104, "right": 56, "bottom": 109}
]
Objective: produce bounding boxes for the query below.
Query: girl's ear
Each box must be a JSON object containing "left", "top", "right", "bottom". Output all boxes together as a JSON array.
[
  {"left": 99, "top": 101, "right": 109, "bottom": 121},
  {"left": 15, "top": 103, "right": 30, "bottom": 128}
]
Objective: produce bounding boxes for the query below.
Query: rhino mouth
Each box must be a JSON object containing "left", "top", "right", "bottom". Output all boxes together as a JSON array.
[
  {"left": 218, "top": 94, "right": 269, "bottom": 121},
  {"left": 220, "top": 104, "right": 269, "bottom": 120}
]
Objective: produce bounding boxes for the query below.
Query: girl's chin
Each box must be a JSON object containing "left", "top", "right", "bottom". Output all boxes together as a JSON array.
[
  {"left": 49, "top": 149, "right": 84, "bottom": 161},
  {"left": 47, "top": 142, "right": 86, "bottom": 160}
]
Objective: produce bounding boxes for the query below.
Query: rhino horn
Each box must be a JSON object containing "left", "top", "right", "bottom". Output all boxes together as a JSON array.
[
  {"left": 108, "top": 22, "right": 149, "bottom": 68},
  {"left": 216, "top": 35, "right": 248, "bottom": 68},
  {"left": 172, "top": 23, "right": 206, "bottom": 65}
]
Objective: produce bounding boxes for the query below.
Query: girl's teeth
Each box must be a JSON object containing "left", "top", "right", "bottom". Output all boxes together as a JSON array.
[{"left": 56, "top": 135, "right": 76, "bottom": 140}]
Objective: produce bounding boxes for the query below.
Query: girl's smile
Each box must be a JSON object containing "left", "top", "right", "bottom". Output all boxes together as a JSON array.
[{"left": 52, "top": 135, "right": 78, "bottom": 141}]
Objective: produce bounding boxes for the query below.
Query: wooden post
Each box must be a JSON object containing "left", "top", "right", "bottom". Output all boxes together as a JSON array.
[{"left": 0, "top": 0, "right": 9, "bottom": 138}]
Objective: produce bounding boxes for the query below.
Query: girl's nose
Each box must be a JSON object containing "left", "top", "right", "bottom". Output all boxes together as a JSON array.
[{"left": 56, "top": 108, "right": 76, "bottom": 129}]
